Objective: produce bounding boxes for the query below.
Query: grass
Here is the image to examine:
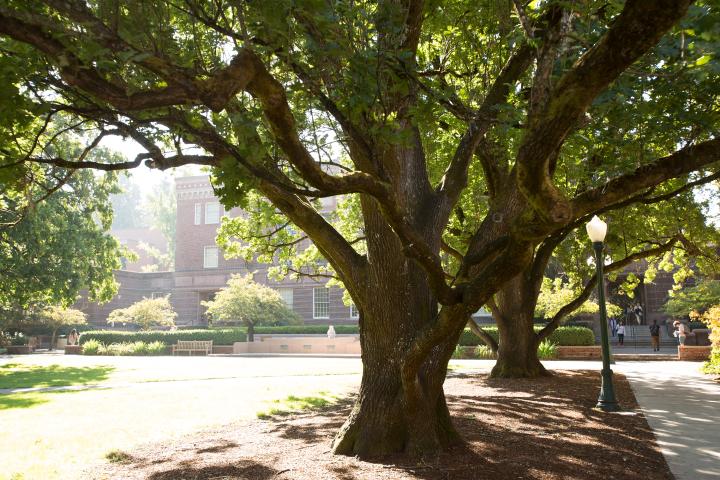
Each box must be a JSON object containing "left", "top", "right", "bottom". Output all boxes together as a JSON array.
[
  {"left": 0, "top": 356, "right": 359, "bottom": 480},
  {"left": 0, "top": 363, "right": 114, "bottom": 390},
  {"left": 105, "top": 450, "right": 133, "bottom": 463},
  {"left": 256, "top": 391, "right": 340, "bottom": 419}
]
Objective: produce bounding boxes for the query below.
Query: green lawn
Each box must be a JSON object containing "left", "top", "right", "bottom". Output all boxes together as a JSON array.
[
  {"left": 0, "top": 363, "right": 114, "bottom": 390},
  {"left": 0, "top": 355, "right": 361, "bottom": 480}
]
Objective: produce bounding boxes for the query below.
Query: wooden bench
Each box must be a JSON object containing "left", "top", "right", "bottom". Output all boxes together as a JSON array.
[{"left": 172, "top": 340, "right": 213, "bottom": 356}]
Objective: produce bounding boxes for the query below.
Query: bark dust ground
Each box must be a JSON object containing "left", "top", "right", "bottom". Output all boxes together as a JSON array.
[{"left": 86, "top": 370, "right": 672, "bottom": 480}]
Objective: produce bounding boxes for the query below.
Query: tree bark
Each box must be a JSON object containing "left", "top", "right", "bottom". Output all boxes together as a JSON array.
[
  {"left": 332, "top": 197, "right": 464, "bottom": 459},
  {"left": 246, "top": 322, "right": 254, "bottom": 343},
  {"left": 490, "top": 275, "right": 548, "bottom": 378},
  {"left": 332, "top": 304, "right": 464, "bottom": 458}
]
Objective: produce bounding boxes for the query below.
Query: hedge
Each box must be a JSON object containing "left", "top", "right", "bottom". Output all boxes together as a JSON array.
[
  {"left": 250, "top": 325, "right": 359, "bottom": 335},
  {"left": 79, "top": 328, "right": 246, "bottom": 346},
  {"left": 458, "top": 325, "right": 595, "bottom": 347},
  {"left": 79, "top": 324, "right": 593, "bottom": 347}
]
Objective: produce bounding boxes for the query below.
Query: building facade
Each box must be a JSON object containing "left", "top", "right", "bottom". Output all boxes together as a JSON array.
[{"left": 80, "top": 176, "right": 359, "bottom": 327}]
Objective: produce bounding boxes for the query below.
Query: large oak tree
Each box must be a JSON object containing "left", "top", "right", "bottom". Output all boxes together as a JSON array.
[{"left": 1, "top": 0, "right": 719, "bottom": 458}]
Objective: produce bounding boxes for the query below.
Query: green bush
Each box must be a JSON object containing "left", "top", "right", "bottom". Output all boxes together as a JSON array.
[
  {"left": 146, "top": 341, "right": 166, "bottom": 355},
  {"left": 79, "top": 328, "right": 246, "bottom": 346},
  {"left": 458, "top": 325, "right": 594, "bottom": 347},
  {"left": 537, "top": 340, "right": 558, "bottom": 359},
  {"left": 82, "top": 339, "right": 101, "bottom": 355},
  {"left": 452, "top": 345, "right": 465, "bottom": 359},
  {"left": 702, "top": 350, "right": 720, "bottom": 375},
  {"left": 82, "top": 340, "right": 170, "bottom": 356}
]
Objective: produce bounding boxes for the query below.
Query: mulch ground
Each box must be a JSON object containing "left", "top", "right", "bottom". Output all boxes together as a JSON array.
[{"left": 85, "top": 370, "right": 672, "bottom": 480}]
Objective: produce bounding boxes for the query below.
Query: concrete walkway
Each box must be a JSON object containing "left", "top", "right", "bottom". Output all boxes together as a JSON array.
[{"left": 618, "top": 361, "right": 720, "bottom": 479}]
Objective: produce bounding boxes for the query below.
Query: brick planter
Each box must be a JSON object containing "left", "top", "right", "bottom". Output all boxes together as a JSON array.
[
  {"left": 6, "top": 345, "right": 32, "bottom": 354},
  {"left": 65, "top": 345, "right": 83, "bottom": 355},
  {"left": 556, "top": 346, "right": 604, "bottom": 360},
  {"left": 678, "top": 345, "right": 712, "bottom": 361}
]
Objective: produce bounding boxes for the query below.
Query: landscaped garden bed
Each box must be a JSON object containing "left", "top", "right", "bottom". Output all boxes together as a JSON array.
[{"left": 88, "top": 370, "right": 670, "bottom": 480}]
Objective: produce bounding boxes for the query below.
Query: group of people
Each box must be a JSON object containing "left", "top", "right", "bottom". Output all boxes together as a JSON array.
[
  {"left": 609, "top": 315, "right": 692, "bottom": 351},
  {"left": 608, "top": 317, "right": 626, "bottom": 345}
]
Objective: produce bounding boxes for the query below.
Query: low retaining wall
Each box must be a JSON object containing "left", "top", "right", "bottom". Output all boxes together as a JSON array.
[
  {"left": 64, "top": 345, "right": 82, "bottom": 355},
  {"left": 234, "top": 336, "right": 361, "bottom": 354},
  {"left": 556, "top": 346, "right": 603, "bottom": 360},
  {"left": 453, "top": 345, "right": 603, "bottom": 360},
  {"left": 678, "top": 345, "right": 712, "bottom": 361}
]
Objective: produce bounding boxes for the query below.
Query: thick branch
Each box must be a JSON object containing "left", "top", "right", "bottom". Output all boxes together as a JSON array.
[
  {"left": 516, "top": 0, "right": 693, "bottom": 224},
  {"left": 571, "top": 138, "right": 720, "bottom": 218},
  {"left": 437, "top": 43, "right": 534, "bottom": 209}
]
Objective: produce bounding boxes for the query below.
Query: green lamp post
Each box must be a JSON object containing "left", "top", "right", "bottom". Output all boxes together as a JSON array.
[{"left": 586, "top": 216, "right": 621, "bottom": 412}]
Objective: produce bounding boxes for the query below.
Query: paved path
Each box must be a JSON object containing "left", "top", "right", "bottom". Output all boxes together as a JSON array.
[{"left": 618, "top": 361, "right": 720, "bottom": 479}]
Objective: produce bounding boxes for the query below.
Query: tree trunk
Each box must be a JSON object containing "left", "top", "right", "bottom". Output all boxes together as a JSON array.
[
  {"left": 246, "top": 322, "right": 254, "bottom": 343},
  {"left": 49, "top": 328, "right": 57, "bottom": 351},
  {"left": 490, "top": 275, "right": 548, "bottom": 378},
  {"left": 332, "top": 198, "right": 465, "bottom": 459},
  {"left": 332, "top": 307, "right": 464, "bottom": 458}
]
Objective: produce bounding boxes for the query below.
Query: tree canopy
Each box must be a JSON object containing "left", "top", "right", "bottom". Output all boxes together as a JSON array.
[
  {"left": 108, "top": 296, "right": 177, "bottom": 331},
  {"left": 1, "top": 0, "right": 719, "bottom": 458},
  {"left": 202, "top": 274, "right": 300, "bottom": 341}
]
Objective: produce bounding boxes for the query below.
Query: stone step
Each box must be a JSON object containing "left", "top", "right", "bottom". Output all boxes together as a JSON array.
[{"left": 613, "top": 354, "right": 677, "bottom": 361}]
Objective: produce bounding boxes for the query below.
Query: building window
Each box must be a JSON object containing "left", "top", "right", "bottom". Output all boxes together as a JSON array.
[
  {"left": 204, "top": 246, "right": 219, "bottom": 268},
  {"left": 194, "top": 203, "right": 202, "bottom": 225},
  {"left": 350, "top": 303, "right": 359, "bottom": 319},
  {"left": 313, "top": 287, "right": 330, "bottom": 319},
  {"left": 205, "top": 202, "right": 221, "bottom": 224},
  {"left": 277, "top": 288, "right": 294, "bottom": 308},
  {"left": 151, "top": 292, "right": 165, "bottom": 299}
]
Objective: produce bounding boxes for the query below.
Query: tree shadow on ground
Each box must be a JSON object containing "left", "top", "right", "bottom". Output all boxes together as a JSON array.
[
  {"left": 0, "top": 363, "right": 115, "bottom": 390},
  {"left": 95, "top": 370, "right": 672, "bottom": 480},
  {"left": 146, "top": 461, "right": 278, "bottom": 480}
]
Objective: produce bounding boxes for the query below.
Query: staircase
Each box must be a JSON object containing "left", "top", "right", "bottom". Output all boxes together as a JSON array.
[{"left": 611, "top": 324, "right": 677, "bottom": 348}]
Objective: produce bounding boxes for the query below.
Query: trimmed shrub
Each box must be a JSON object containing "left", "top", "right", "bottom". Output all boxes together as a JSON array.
[
  {"left": 79, "top": 328, "right": 246, "bottom": 346},
  {"left": 459, "top": 325, "right": 594, "bottom": 347},
  {"left": 246, "top": 325, "right": 359, "bottom": 335}
]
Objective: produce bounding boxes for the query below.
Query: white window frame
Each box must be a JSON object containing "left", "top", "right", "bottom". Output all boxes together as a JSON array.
[
  {"left": 150, "top": 292, "right": 165, "bottom": 299},
  {"left": 277, "top": 288, "right": 294, "bottom": 308},
  {"left": 350, "top": 303, "right": 359, "bottom": 319},
  {"left": 313, "top": 287, "right": 330, "bottom": 319},
  {"left": 205, "top": 202, "right": 221, "bottom": 224},
  {"left": 203, "top": 246, "right": 219, "bottom": 268},
  {"left": 194, "top": 203, "right": 202, "bottom": 225}
]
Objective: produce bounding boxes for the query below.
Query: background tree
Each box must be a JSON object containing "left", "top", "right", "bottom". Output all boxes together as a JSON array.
[
  {"left": 1, "top": 0, "right": 719, "bottom": 458},
  {"left": 665, "top": 279, "right": 720, "bottom": 318},
  {"left": 110, "top": 174, "right": 147, "bottom": 230},
  {"left": 32, "top": 306, "right": 87, "bottom": 351},
  {"left": 202, "top": 274, "right": 300, "bottom": 341},
  {"left": 142, "top": 177, "right": 176, "bottom": 269},
  {"left": 108, "top": 297, "right": 177, "bottom": 331},
  {"left": 0, "top": 132, "right": 122, "bottom": 311},
  {"left": 480, "top": 189, "right": 720, "bottom": 377}
]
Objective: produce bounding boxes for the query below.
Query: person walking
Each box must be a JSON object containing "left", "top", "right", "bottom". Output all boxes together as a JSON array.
[
  {"left": 617, "top": 322, "right": 625, "bottom": 346},
  {"left": 609, "top": 317, "right": 618, "bottom": 337},
  {"left": 649, "top": 320, "right": 660, "bottom": 352}
]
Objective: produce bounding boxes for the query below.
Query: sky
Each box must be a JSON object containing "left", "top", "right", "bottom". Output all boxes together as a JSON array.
[{"left": 100, "top": 135, "right": 205, "bottom": 198}]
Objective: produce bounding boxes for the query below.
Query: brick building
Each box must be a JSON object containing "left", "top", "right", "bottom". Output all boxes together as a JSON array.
[
  {"left": 80, "top": 176, "right": 682, "bottom": 328},
  {"left": 81, "top": 176, "right": 359, "bottom": 327}
]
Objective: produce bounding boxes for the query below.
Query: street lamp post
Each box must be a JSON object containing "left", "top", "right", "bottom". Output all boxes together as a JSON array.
[{"left": 586, "top": 216, "right": 621, "bottom": 412}]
